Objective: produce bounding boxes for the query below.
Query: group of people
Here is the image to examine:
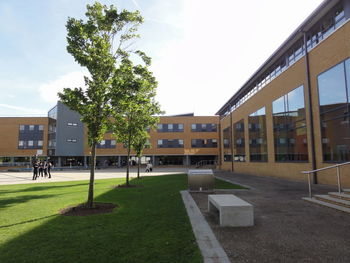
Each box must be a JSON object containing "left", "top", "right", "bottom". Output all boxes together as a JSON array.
[{"left": 32, "top": 161, "right": 52, "bottom": 180}]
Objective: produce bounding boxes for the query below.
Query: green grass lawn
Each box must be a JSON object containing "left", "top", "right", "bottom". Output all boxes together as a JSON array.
[{"left": 0, "top": 174, "right": 242, "bottom": 263}]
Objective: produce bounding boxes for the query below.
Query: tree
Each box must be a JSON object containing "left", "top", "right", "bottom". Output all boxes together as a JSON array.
[
  {"left": 58, "top": 2, "right": 143, "bottom": 208},
  {"left": 133, "top": 132, "right": 149, "bottom": 179},
  {"left": 110, "top": 56, "right": 161, "bottom": 186}
]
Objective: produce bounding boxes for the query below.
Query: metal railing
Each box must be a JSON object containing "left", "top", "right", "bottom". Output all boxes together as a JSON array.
[{"left": 301, "top": 161, "right": 350, "bottom": 198}]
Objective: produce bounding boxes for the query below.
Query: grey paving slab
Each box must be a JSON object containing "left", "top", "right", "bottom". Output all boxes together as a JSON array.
[
  {"left": 190, "top": 171, "right": 350, "bottom": 263},
  {"left": 0, "top": 168, "right": 188, "bottom": 185}
]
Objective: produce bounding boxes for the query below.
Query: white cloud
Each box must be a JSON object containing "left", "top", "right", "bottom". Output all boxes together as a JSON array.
[
  {"left": 0, "top": 103, "right": 46, "bottom": 115},
  {"left": 38, "top": 71, "right": 88, "bottom": 103},
  {"left": 150, "top": 0, "right": 323, "bottom": 115}
]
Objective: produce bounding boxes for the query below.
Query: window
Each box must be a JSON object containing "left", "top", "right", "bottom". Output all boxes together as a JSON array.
[
  {"left": 29, "top": 125, "right": 34, "bottom": 131},
  {"left": 19, "top": 125, "right": 25, "bottom": 131},
  {"left": 168, "top": 124, "right": 173, "bottom": 130},
  {"left": 18, "top": 141, "right": 24, "bottom": 147},
  {"left": 191, "top": 123, "right": 217, "bottom": 132},
  {"left": 28, "top": 140, "right": 34, "bottom": 146},
  {"left": 67, "top": 139, "right": 77, "bottom": 143},
  {"left": 223, "top": 127, "right": 231, "bottom": 148},
  {"left": 38, "top": 140, "right": 43, "bottom": 146},
  {"left": 223, "top": 127, "right": 232, "bottom": 162},
  {"left": 233, "top": 120, "right": 245, "bottom": 162},
  {"left": 318, "top": 59, "right": 350, "bottom": 162},
  {"left": 67, "top": 122, "right": 78, "bottom": 126},
  {"left": 220, "top": 3, "right": 345, "bottom": 118},
  {"left": 273, "top": 86, "right": 308, "bottom": 162},
  {"left": 191, "top": 139, "right": 217, "bottom": 148},
  {"left": 249, "top": 107, "right": 268, "bottom": 162},
  {"left": 39, "top": 125, "right": 44, "bottom": 131},
  {"left": 158, "top": 139, "right": 183, "bottom": 148},
  {"left": 157, "top": 124, "right": 163, "bottom": 130},
  {"left": 111, "top": 140, "right": 116, "bottom": 146},
  {"left": 178, "top": 124, "right": 184, "bottom": 130}
]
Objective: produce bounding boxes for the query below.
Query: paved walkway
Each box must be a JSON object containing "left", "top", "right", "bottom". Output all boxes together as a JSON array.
[
  {"left": 190, "top": 171, "right": 350, "bottom": 263},
  {"left": 0, "top": 167, "right": 188, "bottom": 185}
]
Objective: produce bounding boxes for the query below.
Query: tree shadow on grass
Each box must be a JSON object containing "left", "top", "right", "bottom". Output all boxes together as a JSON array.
[
  {"left": 0, "top": 194, "right": 58, "bottom": 209},
  {"left": 0, "top": 175, "right": 202, "bottom": 263},
  {"left": 0, "top": 183, "right": 89, "bottom": 194},
  {"left": 0, "top": 214, "right": 57, "bottom": 229}
]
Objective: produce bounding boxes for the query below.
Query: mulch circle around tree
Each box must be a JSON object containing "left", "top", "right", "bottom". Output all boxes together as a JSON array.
[{"left": 59, "top": 202, "right": 117, "bottom": 216}]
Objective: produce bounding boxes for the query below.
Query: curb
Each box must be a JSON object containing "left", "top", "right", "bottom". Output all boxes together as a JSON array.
[{"left": 180, "top": 190, "right": 231, "bottom": 263}]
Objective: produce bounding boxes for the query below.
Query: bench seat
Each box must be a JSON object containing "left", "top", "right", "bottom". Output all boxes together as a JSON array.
[{"left": 208, "top": 194, "right": 254, "bottom": 227}]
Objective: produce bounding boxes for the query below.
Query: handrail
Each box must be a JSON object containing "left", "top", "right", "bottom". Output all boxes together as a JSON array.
[
  {"left": 301, "top": 161, "right": 350, "bottom": 174},
  {"left": 301, "top": 161, "right": 350, "bottom": 198}
]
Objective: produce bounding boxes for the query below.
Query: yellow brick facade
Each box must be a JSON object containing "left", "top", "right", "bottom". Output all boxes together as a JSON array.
[{"left": 219, "top": 20, "right": 350, "bottom": 187}]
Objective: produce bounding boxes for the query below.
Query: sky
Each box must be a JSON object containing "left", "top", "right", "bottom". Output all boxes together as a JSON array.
[{"left": 0, "top": 0, "right": 324, "bottom": 117}]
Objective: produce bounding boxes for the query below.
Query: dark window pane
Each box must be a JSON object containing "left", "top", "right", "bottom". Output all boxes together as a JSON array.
[
  {"left": 233, "top": 120, "right": 245, "bottom": 162},
  {"left": 249, "top": 107, "right": 267, "bottom": 162}
]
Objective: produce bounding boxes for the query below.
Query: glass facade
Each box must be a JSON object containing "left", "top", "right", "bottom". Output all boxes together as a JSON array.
[
  {"left": 223, "top": 127, "right": 231, "bottom": 162},
  {"left": 191, "top": 123, "right": 217, "bottom": 132},
  {"left": 97, "top": 140, "right": 117, "bottom": 149},
  {"left": 191, "top": 139, "right": 217, "bottom": 148},
  {"left": 157, "top": 123, "right": 184, "bottom": 132},
  {"left": 318, "top": 58, "right": 350, "bottom": 162},
  {"left": 157, "top": 139, "right": 184, "bottom": 148},
  {"left": 273, "top": 86, "right": 308, "bottom": 162},
  {"left": 220, "top": 1, "right": 346, "bottom": 117},
  {"left": 18, "top": 124, "right": 44, "bottom": 149},
  {"left": 249, "top": 107, "right": 268, "bottom": 162},
  {"left": 233, "top": 120, "right": 245, "bottom": 162}
]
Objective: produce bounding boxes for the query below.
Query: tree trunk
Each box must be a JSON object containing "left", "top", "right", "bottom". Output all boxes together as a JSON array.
[
  {"left": 126, "top": 146, "right": 130, "bottom": 186},
  {"left": 87, "top": 142, "right": 96, "bottom": 208},
  {"left": 137, "top": 155, "right": 140, "bottom": 179}
]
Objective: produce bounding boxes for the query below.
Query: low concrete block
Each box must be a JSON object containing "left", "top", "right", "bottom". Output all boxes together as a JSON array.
[{"left": 208, "top": 194, "right": 254, "bottom": 227}]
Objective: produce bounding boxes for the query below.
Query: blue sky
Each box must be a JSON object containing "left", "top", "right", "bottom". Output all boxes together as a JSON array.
[{"left": 0, "top": 0, "right": 323, "bottom": 117}]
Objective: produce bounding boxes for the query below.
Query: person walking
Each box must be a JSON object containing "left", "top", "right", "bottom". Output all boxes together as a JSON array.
[
  {"left": 145, "top": 162, "right": 153, "bottom": 172},
  {"left": 32, "top": 162, "right": 39, "bottom": 180},
  {"left": 47, "top": 161, "right": 52, "bottom": 179},
  {"left": 38, "top": 161, "right": 44, "bottom": 177},
  {"left": 44, "top": 161, "right": 48, "bottom": 177}
]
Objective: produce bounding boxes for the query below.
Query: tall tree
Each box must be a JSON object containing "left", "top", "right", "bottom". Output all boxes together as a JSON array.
[
  {"left": 133, "top": 132, "right": 149, "bottom": 179},
  {"left": 111, "top": 56, "right": 161, "bottom": 186},
  {"left": 58, "top": 2, "right": 143, "bottom": 208}
]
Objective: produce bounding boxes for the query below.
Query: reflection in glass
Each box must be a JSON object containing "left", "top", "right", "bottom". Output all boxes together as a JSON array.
[
  {"left": 249, "top": 107, "right": 268, "bottom": 162},
  {"left": 233, "top": 120, "right": 245, "bottom": 162},
  {"left": 318, "top": 59, "right": 350, "bottom": 162},
  {"left": 318, "top": 63, "right": 346, "bottom": 111},
  {"left": 273, "top": 86, "right": 308, "bottom": 162}
]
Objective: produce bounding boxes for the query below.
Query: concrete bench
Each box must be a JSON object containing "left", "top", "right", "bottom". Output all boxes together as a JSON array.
[{"left": 208, "top": 194, "right": 254, "bottom": 227}]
